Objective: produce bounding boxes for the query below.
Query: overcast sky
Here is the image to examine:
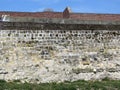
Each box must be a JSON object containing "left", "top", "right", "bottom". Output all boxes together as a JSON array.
[{"left": 0, "top": 0, "right": 120, "bottom": 14}]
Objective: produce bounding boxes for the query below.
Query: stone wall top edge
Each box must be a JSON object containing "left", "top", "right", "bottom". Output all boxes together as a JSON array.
[
  {"left": 0, "top": 22, "right": 120, "bottom": 30},
  {"left": 9, "top": 17, "right": 120, "bottom": 25}
]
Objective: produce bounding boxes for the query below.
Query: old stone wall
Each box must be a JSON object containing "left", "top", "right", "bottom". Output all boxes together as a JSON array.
[
  {"left": 3, "top": 16, "right": 120, "bottom": 24},
  {"left": 1, "top": 22, "right": 120, "bottom": 30},
  {"left": 0, "top": 29, "right": 120, "bottom": 83}
]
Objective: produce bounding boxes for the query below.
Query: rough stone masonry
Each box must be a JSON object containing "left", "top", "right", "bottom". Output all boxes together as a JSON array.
[
  {"left": 0, "top": 21, "right": 120, "bottom": 83},
  {"left": 0, "top": 7, "right": 120, "bottom": 83}
]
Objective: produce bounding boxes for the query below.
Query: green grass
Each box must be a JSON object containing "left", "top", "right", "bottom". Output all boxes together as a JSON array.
[{"left": 0, "top": 79, "right": 120, "bottom": 90}]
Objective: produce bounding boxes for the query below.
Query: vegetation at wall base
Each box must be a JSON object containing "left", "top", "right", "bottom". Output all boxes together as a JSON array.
[{"left": 0, "top": 79, "right": 120, "bottom": 90}]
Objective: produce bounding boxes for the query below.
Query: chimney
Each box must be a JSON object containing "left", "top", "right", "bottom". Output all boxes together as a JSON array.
[{"left": 63, "top": 7, "right": 72, "bottom": 18}]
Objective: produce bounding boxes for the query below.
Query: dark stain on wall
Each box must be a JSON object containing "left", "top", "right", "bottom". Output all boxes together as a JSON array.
[{"left": 0, "top": 22, "right": 120, "bottom": 30}]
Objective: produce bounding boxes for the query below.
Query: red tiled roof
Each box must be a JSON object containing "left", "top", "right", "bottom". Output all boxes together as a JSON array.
[
  {"left": 70, "top": 13, "right": 120, "bottom": 21},
  {"left": 0, "top": 7, "right": 120, "bottom": 21},
  {"left": 0, "top": 11, "right": 63, "bottom": 18}
]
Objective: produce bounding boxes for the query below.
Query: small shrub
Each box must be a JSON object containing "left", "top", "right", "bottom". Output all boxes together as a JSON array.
[
  {"left": 102, "top": 77, "right": 110, "bottom": 81},
  {"left": 13, "top": 80, "right": 21, "bottom": 82},
  {"left": 0, "top": 80, "right": 6, "bottom": 83}
]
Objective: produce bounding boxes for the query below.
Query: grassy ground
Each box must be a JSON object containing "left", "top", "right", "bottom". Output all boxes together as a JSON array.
[{"left": 0, "top": 79, "right": 120, "bottom": 90}]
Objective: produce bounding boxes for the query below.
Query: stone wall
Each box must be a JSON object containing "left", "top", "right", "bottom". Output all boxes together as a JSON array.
[
  {"left": 1, "top": 22, "right": 120, "bottom": 30},
  {"left": 3, "top": 16, "right": 120, "bottom": 24},
  {"left": 0, "top": 28, "right": 120, "bottom": 83}
]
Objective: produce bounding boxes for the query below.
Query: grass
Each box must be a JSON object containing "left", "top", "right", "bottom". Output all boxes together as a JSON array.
[{"left": 0, "top": 79, "right": 120, "bottom": 90}]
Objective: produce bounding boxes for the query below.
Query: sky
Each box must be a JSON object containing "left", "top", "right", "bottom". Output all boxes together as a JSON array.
[{"left": 0, "top": 0, "right": 120, "bottom": 14}]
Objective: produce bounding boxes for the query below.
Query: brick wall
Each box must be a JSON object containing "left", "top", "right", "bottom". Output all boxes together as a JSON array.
[
  {"left": 0, "top": 9, "right": 120, "bottom": 21},
  {"left": 0, "top": 12, "right": 63, "bottom": 18},
  {"left": 70, "top": 13, "right": 120, "bottom": 21}
]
